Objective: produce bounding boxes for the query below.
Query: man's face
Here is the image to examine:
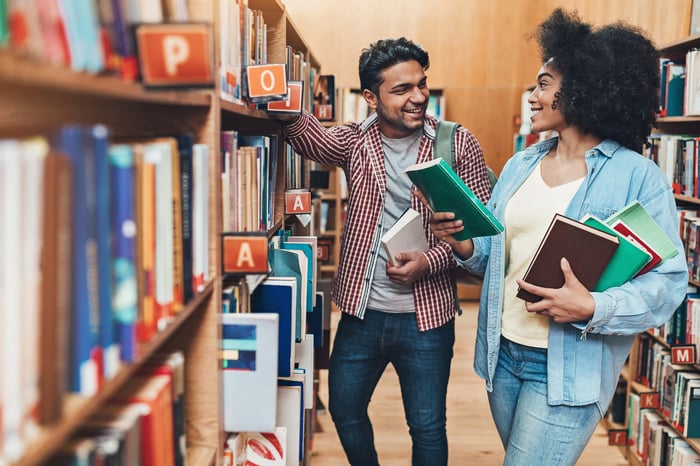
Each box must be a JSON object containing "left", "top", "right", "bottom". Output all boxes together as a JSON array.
[{"left": 363, "top": 60, "right": 429, "bottom": 139}]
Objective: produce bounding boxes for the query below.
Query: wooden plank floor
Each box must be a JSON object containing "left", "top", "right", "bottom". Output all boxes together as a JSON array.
[{"left": 310, "top": 300, "right": 629, "bottom": 465}]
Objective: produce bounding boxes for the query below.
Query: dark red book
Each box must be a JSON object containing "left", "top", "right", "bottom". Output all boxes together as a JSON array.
[{"left": 516, "top": 214, "right": 620, "bottom": 302}]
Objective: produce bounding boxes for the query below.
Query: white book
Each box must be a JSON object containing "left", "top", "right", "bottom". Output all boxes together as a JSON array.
[
  {"left": 276, "top": 382, "right": 302, "bottom": 466},
  {"left": 220, "top": 312, "right": 279, "bottom": 433},
  {"left": 381, "top": 208, "right": 429, "bottom": 266},
  {"left": 294, "top": 334, "right": 314, "bottom": 409},
  {"left": 192, "top": 143, "right": 209, "bottom": 292},
  {"left": 144, "top": 141, "right": 175, "bottom": 331},
  {"left": 0, "top": 140, "right": 25, "bottom": 461}
]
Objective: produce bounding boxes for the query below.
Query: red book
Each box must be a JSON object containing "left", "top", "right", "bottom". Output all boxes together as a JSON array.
[{"left": 610, "top": 220, "right": 662, "bottom": 275}]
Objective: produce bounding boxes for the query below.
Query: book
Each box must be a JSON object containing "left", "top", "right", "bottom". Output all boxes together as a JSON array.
[
  {"left": 220, "top": 312, "right": 279, "bottom": 433},
  {"left": 39, "top": 149, "right": 72, "bottom": 424},
  {"left": 581, "top": 215, "right": 652, "bottom": 291},
  {"left": 251, "top": 276, "right": 297, "bottom": 377},
  {"left": 609, "top": 220, "right": 663, "bottom": 276},
  {"left": 516, "top": 214, "right": 620, "bottom": 302},
  {"left": 604, "top": 200, "right": 679, "bottom": 274},
  {"left": 404, "top": 157, "right": 503, "bottom": 241},
  {"left": 380, "top": 207, "right": 429, "bottom": 266},
  {"left": 109, "top": 144, "right": 138, "bottom": 363}
]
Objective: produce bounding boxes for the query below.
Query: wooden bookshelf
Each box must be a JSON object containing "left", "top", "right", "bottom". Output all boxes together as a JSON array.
[{"left": 0, "top": 0, "right": 323, "bottom": 464}]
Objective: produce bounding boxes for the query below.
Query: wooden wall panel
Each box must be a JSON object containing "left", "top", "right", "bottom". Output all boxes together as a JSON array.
[{"left": 284, "top": 0, "right": 689, "bottom": 173}]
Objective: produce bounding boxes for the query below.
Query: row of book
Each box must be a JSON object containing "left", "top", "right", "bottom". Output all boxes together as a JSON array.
[
  {"left": 1, "top": 0, "right": 191, "bottom": 79},
  {"left": 644, "top": 134, "right": 700, "bottom": 199},
  {"left": 219, "top": 0, "right": 316, "bottom": 111},
  {"left": 0, "top": 126, "right": 209, "bottom": 464},
  {"left": 628, "top": 394, "right": 700, "bottom": 465},
  {"left": 49, "top": 351, "right": 188, "bottom": 466},
  {"left": 659, "top": 50, "right": 700, "bottom": 118},
  {"left": 627, "top": 335, "right": 700, "bottom": 465},
  {"left": 221, "top": 130, "right": 279, "bottom": 233},
  {"left": 219, "top": 234, "right": 333, "bottom": 466}
]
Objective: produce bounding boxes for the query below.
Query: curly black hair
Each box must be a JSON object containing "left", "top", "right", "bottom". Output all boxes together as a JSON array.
[
  {"left": 532, "top": 8, "right": 659, "bottom": 152},
  {"left": 358, "top": 37, "right": 429, "bottom": 95}
]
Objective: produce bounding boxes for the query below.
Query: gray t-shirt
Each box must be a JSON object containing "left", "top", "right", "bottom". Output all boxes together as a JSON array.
[{"left": 367, "top": 129, "right": 422, "bottom": 313}]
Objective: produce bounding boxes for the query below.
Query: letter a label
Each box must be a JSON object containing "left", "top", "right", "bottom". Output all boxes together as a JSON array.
[
  {"left": 285, "top": 190, "right": 311, "bottom": 214},
  {"left": 223, "top": 235, "right": 268, "bottom": 274}
]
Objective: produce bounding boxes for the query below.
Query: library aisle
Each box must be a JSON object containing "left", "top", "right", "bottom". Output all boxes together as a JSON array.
[{"left": 311, "top": 300, "right": 628, "bottom": 465}]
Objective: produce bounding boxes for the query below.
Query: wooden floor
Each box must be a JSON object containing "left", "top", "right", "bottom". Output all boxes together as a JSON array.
[{"left": 309, "top": 300, "right": 629, "bottom": 465}]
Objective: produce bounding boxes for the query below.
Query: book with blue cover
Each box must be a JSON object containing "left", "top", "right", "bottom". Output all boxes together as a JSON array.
[
  {"left": 109, "top": 144, "right": 138, "bottom": 363},
  {"left": 251, "top": 277, "right": 297, "bottom": 377}
]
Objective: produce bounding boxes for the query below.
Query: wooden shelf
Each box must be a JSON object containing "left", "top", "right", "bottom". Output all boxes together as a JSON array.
[
  {"left": 15, "top": 282, "right": 215, "bottom": 466},
  {"left": 0, "top": 51, "right": 212, "bottom": 107}
]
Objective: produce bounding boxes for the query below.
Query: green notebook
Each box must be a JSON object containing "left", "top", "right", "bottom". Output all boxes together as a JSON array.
[
  {"left": 582, "top": 215, "right": 653, "bottom": 291},
  {"left": 404, "top": 157, "right": 503, "bottom": 241},
  {"left": 604, "top": 200, "right": 679, "bottom": 266}
]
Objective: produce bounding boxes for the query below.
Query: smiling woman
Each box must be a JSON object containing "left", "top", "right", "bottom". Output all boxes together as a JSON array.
[{"left": 422, "top": 7, "right": 688, "bottom": 465}]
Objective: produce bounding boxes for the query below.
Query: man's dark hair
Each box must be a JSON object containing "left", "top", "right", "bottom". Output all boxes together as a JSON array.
[
  {"left": 532, "top": 8, "right": 660, "bottom": 152},
  {"left": 359, "top": 37, "right": 430, "bottom": 95}
]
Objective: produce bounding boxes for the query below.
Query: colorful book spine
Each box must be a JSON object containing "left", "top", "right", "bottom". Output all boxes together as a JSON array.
[
  {"left": 55, "top": 124, "right": 99, "bottom": 396},
  {"left": 109, "top": 144, "right": 138, "bottom": 363}
]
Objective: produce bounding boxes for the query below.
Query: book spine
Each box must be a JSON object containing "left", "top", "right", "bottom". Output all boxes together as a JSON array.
[
  {"left": 109, "top": 144, "right": 138, "bottom": 363},
  {"left": 176, "top": 134, "right": 195, "bottom": 303},
  {"left": 55, "top": 125, "right": 99, "bottom": 396},
  {"left": 92, "top": 124, "right": 119, "bottom": 382}
]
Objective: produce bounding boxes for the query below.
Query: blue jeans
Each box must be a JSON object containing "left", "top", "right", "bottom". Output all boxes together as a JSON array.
[
  {"left": 488, "top": 337, "right": 602, "bottom": 466},
  {"left": 328, "top": 310, "right": 454, "bottom": 466}
]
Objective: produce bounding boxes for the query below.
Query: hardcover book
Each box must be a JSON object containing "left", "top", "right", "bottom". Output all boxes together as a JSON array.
[
  {"left": 516, "top": 214, "right": 620, "bottom": 302},
  {"left": 581, "top": 215, "right": 652, "bottom": 291},
  {"left": 604, "top": 200, "right": 679, "bottom": 274},
  {"left": 380, "top": 207, "right": 429, "bottom": 266},
  {"left": 404, "top": 157, "right": 503, "bottom": 241}
]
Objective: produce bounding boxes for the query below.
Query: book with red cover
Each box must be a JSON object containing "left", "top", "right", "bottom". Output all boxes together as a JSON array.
[
  {"left": 610, "top": 219, "right": 662, "bottom": 275},
  {"left": 516, "top": 214, "right": 620, "bottom": 302}
]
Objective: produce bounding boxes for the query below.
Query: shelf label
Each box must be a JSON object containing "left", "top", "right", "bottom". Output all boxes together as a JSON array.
[
  {"left": 135, "top": 23, "right": 213, "bottom": 87},
  {"left": 285, "top": 190, "right": 311, "bottom": 214},
  {"left": 607, "top": 429, "right": 627, "bottom": 446},
  {"left": 639, "top": 392, "right": 660, "bottom": 410},
  {"left": 222, "top": 234, "right": 269, "bottom": 274},
  {"left": 671, "top": 344, "right": 696, "bottom": 365},
  {"left": 267, "top": 81, "right": 304, "bottom": 114},
  {"left": 246, "top": 64, "right": 287, "bottom": 99}
]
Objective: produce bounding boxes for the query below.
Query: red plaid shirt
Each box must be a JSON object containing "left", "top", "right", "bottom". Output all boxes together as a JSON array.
[{"left": 281, "top": 111, "right": 491, "bottom": 331}]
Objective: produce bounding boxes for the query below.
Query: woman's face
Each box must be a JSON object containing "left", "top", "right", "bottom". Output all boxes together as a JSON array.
[{"left": 528, "top": 64, "right": 567, "bottom": 133}]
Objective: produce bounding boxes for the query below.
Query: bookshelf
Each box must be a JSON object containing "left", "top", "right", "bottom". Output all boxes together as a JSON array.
[
  {"left": 607, "top": 34, "right": 700, "bottom": 465},
  {"left": 0, "top": 0, "right": 323, "bottom": 464}
]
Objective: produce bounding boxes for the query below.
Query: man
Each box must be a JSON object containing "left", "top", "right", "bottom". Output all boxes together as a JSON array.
[{"left": 279, "top": 37, "right": 491, "bottom": 465}]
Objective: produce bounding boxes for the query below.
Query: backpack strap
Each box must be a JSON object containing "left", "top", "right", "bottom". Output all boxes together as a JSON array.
[
  {"left": 435, "top": 120, "right": 498, "bottom": 188},
  {"left": 434, "top": 120, "right": 459, "bottom": 168}
]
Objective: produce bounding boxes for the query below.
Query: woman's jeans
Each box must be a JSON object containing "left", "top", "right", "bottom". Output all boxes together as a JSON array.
[
  {"left": 328, "top": 310, "right": 455, "bottom": 466},
  {"left": 488, "top": 337, "right": 602, "bottom": 466}
]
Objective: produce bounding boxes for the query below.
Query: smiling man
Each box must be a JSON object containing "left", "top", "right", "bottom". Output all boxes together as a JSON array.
[{"left": 278, "top": 37, "right": 492, "bottom": 466}]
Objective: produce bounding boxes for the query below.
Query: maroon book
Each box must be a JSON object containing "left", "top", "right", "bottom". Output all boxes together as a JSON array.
[{"left": 516, "top": 214, "right": 620, "bottom": 302}]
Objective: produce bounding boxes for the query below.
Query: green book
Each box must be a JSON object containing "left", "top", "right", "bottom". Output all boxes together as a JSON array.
[
  {"left": 0, "top": 0, "right": 7, "bottom": 46},
  {"left": 604, "top": 200, "right": 679, "bottom": 267},
  {"left": 582, "top": 215, "right": 652, "bottom": 291},
  {"left": 404, "top": 157, "right": 503, "bottom": 241}
]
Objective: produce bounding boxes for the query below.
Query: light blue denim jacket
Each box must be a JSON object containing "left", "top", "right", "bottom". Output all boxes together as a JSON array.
[{"left": 458, "top": 137, "right": 688, "bottom": 416}]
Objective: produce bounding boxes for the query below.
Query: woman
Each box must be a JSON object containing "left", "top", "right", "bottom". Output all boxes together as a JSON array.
[{"left": 424, "top": 8, "right": 688, "bottom": 465}]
